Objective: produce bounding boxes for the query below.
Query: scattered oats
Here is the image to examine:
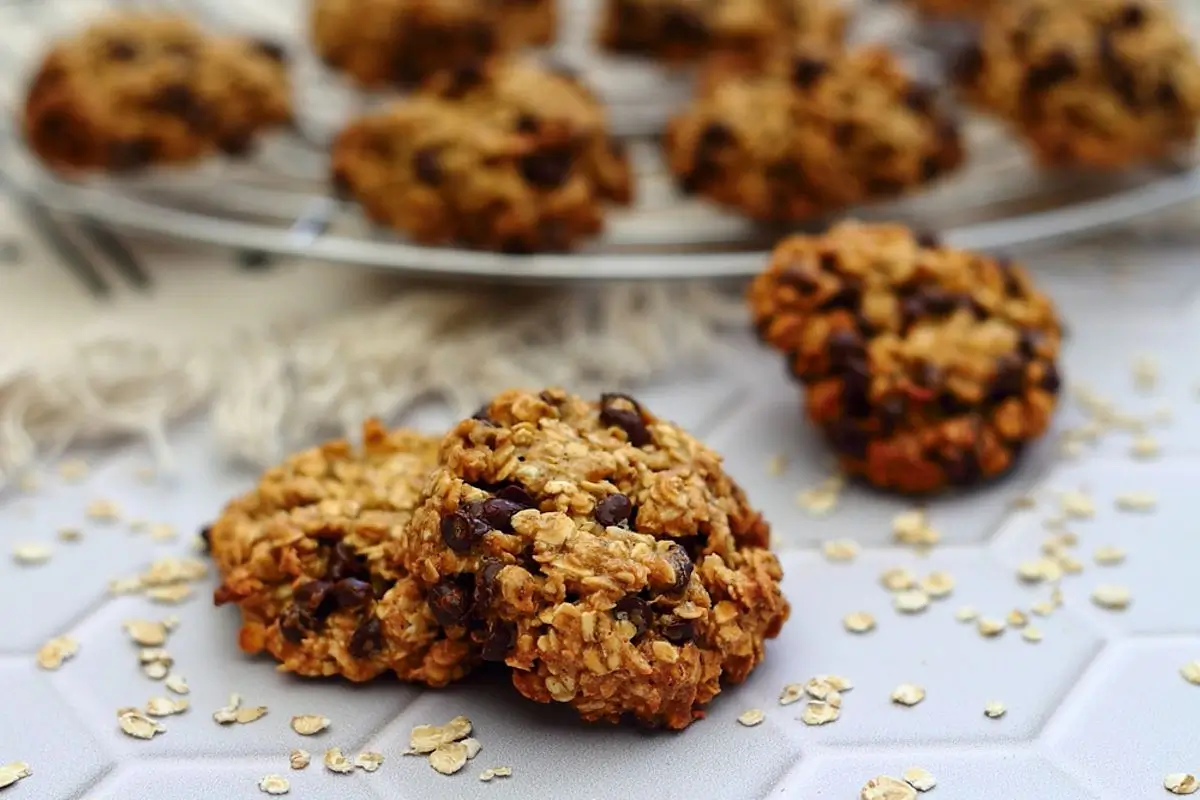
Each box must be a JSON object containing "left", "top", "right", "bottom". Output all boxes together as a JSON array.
[
  {"left": 36, "top": 635, "right": 79, "bottom": 670},
  {"left": 123, "top": 620, "right": 168, "bottom": 647},
  {"left": 58, "top": 459, "right": 89, "bottom": 481},
  {"left": 147, "top": 584, "right": 193, "bottom": 604},
  {"left": 135, "top": 466, "right": 157, "bottom": 483},
  {"left": 977, "top": 618, "right": 1007, "bottom": 637},
  {"left": 880, "top": 567, "right": 917, "bottom": 592},
  {"left": 291, "top": 715, "right": 331, "bottom": 736},
  {"left": 1011, "top": 494, "right": 1037, "bottom": 509},
  {"left": 12, "top": 543, "right": 52, "bottom": 565},
  {"left": 902, "top": 767, "right": 937, "bottom": 792},
  {"left": 779, "top": 683, "right": 805, "bottom": 706},
  {"left": 1022, "top": 626, "right": 1044, "bottom": 643},
  {"left": 737, "top": 708, "right": 765, "bottom": 727},
  {"left": 145, "top": 696, "right": 189, "bottom": 717},
  {"left": 919, "top": 571, "right": 955, "bottom": 598},
  {"left": 162, "top": 615, "right": 181, "bottom": 631},
  {"left": 86, "top": 498, "right": 121, "bottom": 521},
  {"left": 1091, "top": 584, "right": 1132, "bottom": 610},
  {"left": 258, "top": 774, "right": 290, "bottom": 795},
  {"left": 1093, "top": 546, "right": 1126, "bottom": 566},
  {"left": 797, "top": 475, "right": 844, "bottom": 516},
  {"left": 164, "top": 674, "right": 189, "bottom": 695},
  {"left": 140, "top": 557, "right": 208, "bottom": 586},
  {"left": 1031, "top": 600, "right": 1057, "bottom": 617},
  {"left": 0, "top": 762, "right": 31, "bottom": 790},
  {"left": 408, "top": 716, "right": 473, "bottom": 754},
  {"left": 1060, "top": 439, "right": 1084, "bottom": 459},
  {"left": 1132, "top": 355, "right": 1158, "bottom": 390},
  {"left": 460, "top": 738, "right": 482, "bottom": 760},
  {"left": 289, "top": 749, "right": 310, "bottom": 770},
  {"left": 955, "top": 606, "right": 979, "bottom": 622},
  {"left": 805, "top": 675, "right": 853, "bottom": 699},
  {"left": 893, "top": 509, "right": 939, "bottom": 547},
  {"left": 1060, "top": 490, "right": 1095, "bottom": 519},
  {"left": 894, "top": 589, "right": 930, "bottom": 614},
  {"left": 429, "top": 742, "right": 470, "bottom": 776},
  {"left": 822, "top": 539, "right": 860, "bottom": 562},
  {"left": 1131, "top": 435, "right": 1160, "bottom": 459},
  {"left": 1165, "top": 774, "right": 1198, "bottom": 795},
  {"left": 236, "top": 706, "right": 268, "bottom": 724},
  {"left": 1057, "top": 554, "right": 1083, "bottom": 574},
  {"left": 801, "top": 702, "right": 840, "bottom": 726},
  {"left": 118, "top": 709, "right": 165, "bottom": 739},
  {"left": 1052, "top": 586, "right": 1065, "bottom": 607},
  {"left": 212, "top": 693, "right": 243, "bottom": 725},
  {"left": 1181, "top": 661, "right": 1200, "bottom": 686},
  {"left": 128, "top": 518, "right": 148, "bottom": 533},
  {"left": 826, "top": 690, "right": 843, "bottom": 708},
  {"left": 139, "top": 648, "right": 172, "bottom": 665},
  {"left": 323, "top": 747, "right": 355, "bottom": 774},
  {"left": 17, "top": 474, "right": 40, "bottom": 493},
  {"left": 1116, "top": 491, "right": 1157, "bottom": 512},
  {"left": 1018, "top": 558, "right": 1063, "bottom": 584},
  {"left": 843, "top": 611, "right": 876, "bottom": 634},
  {"left": 821, "top": 674, "right": 854, "bottom": 691},
  {"left": 861, "top": 775, "right": 918, "bottom": 800},
  {"left": 354, "top": 751, "right": 384, "bottom": 772},
  {"left": 109, "top": 577, "right": 144, "bottom": 595},
  {"left": 766, "top": 454, "right": 787, "bottom": 476},
  {"left": 891, "top": 683, "right": 925, "bottom": 707},
  {"left": 57, "top": 527, "right": 82, "bottom": 542},
  {"left": 1042, "top": 515, "right": 1067, "bottom": 530},
  {"left": 984, "top": 701, "right": 1007, "bottom": 719},
  {"left": 149, "top": 523, "right": 177, "bottom": 542},
  {"left": 142, "top": 661, "right": 169, "bottom": 680},
  {"left": 1006, "top": 609, "right": 1029, "bottom": 628},
  {"left": 480, "top": 766, "right": 513, "bottom": 782}
]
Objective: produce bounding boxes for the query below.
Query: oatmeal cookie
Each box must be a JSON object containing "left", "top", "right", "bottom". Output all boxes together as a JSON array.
[
  {"left": 331, "top": 62, "right": 632, "bottom": 252},
  {"left": 394, "top": 388, "right": 789, "bottom": 729},
  {"left": 210, "top": 420, "right": 472, "bottom": 686},
  {"left": 664, "top": 44, "right": 963, "bottom": 222},
  {"left": 954, "top": 0, "right": 1200, "bottom": 168},
  {"left": 598, "top": 0, "right": 846, "bottom": 65},
  {"left": 310, "top": 0, "right": 554, "bottom": 89},
  {"left": 748, "top": 222, "right": 1062, "bottom": 494},
  {"left": 23, "top": 14, "right": 291, "bottom": 175}
]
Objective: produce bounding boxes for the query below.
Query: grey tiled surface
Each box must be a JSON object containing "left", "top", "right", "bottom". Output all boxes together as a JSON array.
[{"left": 3, "top": 251, "right": 1200, "bottom": 798}]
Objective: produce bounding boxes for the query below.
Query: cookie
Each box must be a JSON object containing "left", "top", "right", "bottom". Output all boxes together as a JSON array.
[
  {"left": 394, "top": 388, "right": 789, "bottom": 729},
  {"left": 331, "top": 61, "right": 632, "bottom": 252},
  {"left": 664, "top": 44, "right": 964, "bottom": 222},
  {"left": 310, "top": 0, "right": 554, "bottom": 89},
  {"left": 598, "top": 0, "right": 846, "bottom": 65},
  {"left": 954, "top": 0, "right": 1200, "bottom": 168},
  {"left": 23, "top": 14, "right": 291, "bottom": 175},
  {"left": 905, "top": 0, "right": 991, "bottom": 20},
  {"left": 748, "top": 221, "right": 1062, "bottom": 494},
  {"left": 210, "top": 420, "right": 472, "bottom": 686}
]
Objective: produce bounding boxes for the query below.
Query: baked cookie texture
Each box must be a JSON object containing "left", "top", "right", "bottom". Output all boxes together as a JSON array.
[
  {"left": 331, "top": 60, "right": 632, "bottom": 252},
  {"left": 598, "top": 0, "right": 846, "bottom": 65},
  {"left": 23, "top": 14, "right": 292, "bottom": 175},
  {"left": 395, "top": 388, "right": 789, "bottom": 729},
  {"left": 310, "top": 0, "right": 555, "bottom": 88},
  {"left": 210, "top": 420, "right": 472, "bottom": 686},
  {"left": 954, "top": 0, "right": 1200, "bottom": 168},
  {"left": 664, "top": 44, "right": 964, "bottom": 222},
  {"left": 748, "top": 221, "right": 1062, "bottom": 494}
]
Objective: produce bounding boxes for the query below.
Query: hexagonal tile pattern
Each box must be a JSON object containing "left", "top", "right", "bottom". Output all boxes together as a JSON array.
[
  {"left": 88, "top": 760, "right": 379, "bottom": 800},
  {"left": 1045, "top": 638, "right": 1200, "bottom": 800}
]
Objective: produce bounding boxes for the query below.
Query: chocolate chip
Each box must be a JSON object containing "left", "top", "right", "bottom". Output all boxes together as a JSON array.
[
  {"left": 108, "top": 138, "right": 155, "bottom": 171},
  {"left": 914, "top": 361, "right": 942, "bottom": 389},
  {"left": 442, "top": 63, "right": 485, "bottom": 98},
  {"left": 661, "top": 6, "right": 707, "bottom": 44},
  {"left": 1040, "top": 362, "right": 1061, "bottom": 393},
  {"left": 251, "top": 38, "right": 287, "bottom": 63},
  {"left": 1018, "top": 329, "right": 1044, "bottom": 358},
  {"left": 330, "top": 578, "right": 373, "bottom": 610},
  {"left": 662, "top": 543, "right": 693, "bottom": 593},
  {"left": 832, "top": 122, "right": 857, "bottom": 147},
  {"left": 495, "top": 484, "right": 536, "bottom": 508},
  {"left": 1023, "top": 50, "right": 1078, "bottom": 95},
  {"left": 841, "top": 361, "right": 872, "bottom": 419},
  {"left": 293, "top": 580, "right": 333, "bottom": 613},
  {"left": 940, "top": 447, "right": 982, "bottom": 487},
  {"left": 441, "top": 511, "right": 488, "bottom": 553},
  {"left": 613, "top": 596, "right": 649, "bottom": 637},
  {"left": 1098, "top": 34, "right": 1139, "bottom": 109},
  {"left": 938, "top": 391, "right": 972, "bottom": 416},
  {"left": 427, "top": 579, "right": 472, "bottom": 626},
  {"left": 878, "top": 396, "right": 906, "bottom": 437},
  {"left": 828, "top": 420, "right": 869, "bottom": 460},
  {"left": 218, "top": 131, "right": 254, "bottom": 157},
  {"left": 952, "top": 42, "right": 984, "bottom": 84},
  {"left": 827, "top": 329, "right": 864, "bottom": 370},
  {"left": 279, "top": 606, "right": 317, "bottom": 643},
  {"left": 521, "top": 147, "right": 573, "bottom": 190},
  {"left": 990, "top": 355, "right": 1026, "bottom": 402},
  {"left": 198, "top": 525, "right": 212, "bottom": 553},
  {"left": 466, "top": 21, "right": 495, "bottom": 50},
  {"left": 819, "top": 283, "right": 862, "bottom": 313},
  {"left": 915, "top": 230, "right": 941, "bottom": 248},
  {"left": 901, "top": 295, "right": 926, "bottom": 329},
  {"left": 1155, "top": 80, "right": 1180, "bottom": 109},
  {"left": 106, "top": 40, "right": 137, "bottom": 61},
  {"left": 903, "top": 85, "right": 936, "bottom": 116},
  {"left": 1115, "top": 3, "right": 1145, "bottom": 28},
  {"left": 920, "top": 154, "right": 943, "bottom": 182},
  {"left": 699, "top": 121, "right": 733, "bottom": 150},
  {"left": 599, "top": 393, "right": 652, "bottom": 447},
  {"left": 327, "top": 542, "right": 369, "bottom": 581},
  {"left": 792, "top": 57, "right": 827, "bottom": 89},
  {"left": 866, "top": 177, "right": 906, "bottom": 197},
  {"left": 661, "top": 617, "right": 695, "bottom": 643},
  {"left": 348, "top": 616, "right": 383, "bottom": 658},
  {"left": 331, "top": 168, "right": 353, "bottom": 199},
  {"left": 515, "top": 113, "right": 539, "bottom": 134},
  {"left": 480, "top": 497, "right": 524, "bottom": 532},
  {"left": 479, "top": 619, "right": 515, "bottom": 661},
  {"left": 921, "top": 288, "right": 958, "bottom": 315},
  {"left": 473, "top": 558, "right": 505, "bottom": 609},
  {"left": 594, "top": 493, "right": 633, "bottom": 527},
  {"left": 780, "top": 267, "right": 819, "bottom": 294},
  {"left": 471, "top": 404, "right": 493, "bottom": 423}
]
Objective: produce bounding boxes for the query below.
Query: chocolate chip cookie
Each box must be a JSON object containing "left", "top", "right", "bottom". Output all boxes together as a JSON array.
[
  {"left": 310, "top": 0, "right": 555, "bottom": 89},
  {"left": 331, "top": 61, "right": 632, "bottom": 252},
  {"left": 23, "top": 14, "right": 292, "bottom": 175},
  {"left": 598, "top": 0, "right": 846, "bottom": 65},
  {"left": 664, "top": 44, "right": 964, "bottom": 222},
  {"left": 954, "top": 0, "right": 1200, "bottom": 168},
  {"left": 749, "top": 222, "right": 1062, "bottom": 494},
  {"left": 210, "top": 420, "right": 472, "bottom": 686},
  {"left": 394, "top": 388, "right": 789, "bottom": 729}
]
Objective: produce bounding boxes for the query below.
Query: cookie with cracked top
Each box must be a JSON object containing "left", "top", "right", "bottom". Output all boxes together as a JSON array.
[
  {"left": 598, "top": 0, "right": 846, "bottom": 65},
  {"left": 210, "top": 420, "right": 473, "bottom": 686},
  {"left": 23, "top": 14, "right": 291, "bottom": 175},
  {"left": 394, "top": 388, "right": 789, "bottom": 729},
  {"left": 664, "top": 44, "right": 964, "bottom": 222},
  {"left": 748, "top": 221, "right": 1062, "bottom": 494},
  {"left": 953, "top": 0, "right": 1200, "bottom": 168},
  {"left": 310, "top": 0, "right": 555, "bottom": 88}
]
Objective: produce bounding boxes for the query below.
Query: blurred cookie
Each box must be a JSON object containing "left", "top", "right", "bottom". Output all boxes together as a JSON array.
[
  {"left": 748, "top": 221, "right": 1062, "bottom": 494},
  {"left": 905, "top": 0, "right": 992, "bottom": 20},
  {"left": 23, "top": 14, "right": 291, "bottom": 175},
  {"left": 954, "top": 0, "right": 1200, "bottom": 168}
]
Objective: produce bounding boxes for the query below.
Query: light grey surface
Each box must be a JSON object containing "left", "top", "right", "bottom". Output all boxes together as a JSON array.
[{"left": 2, "top": 248, "right": 1200, "bottom": 799}]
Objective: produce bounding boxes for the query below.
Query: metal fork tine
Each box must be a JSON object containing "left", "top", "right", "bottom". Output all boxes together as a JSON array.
[
  {"left": 78, "top": 221, "right": 152, "bottom": 290},
  {"left": 22, "top": 201, "right": 110, "bottom": 298}
]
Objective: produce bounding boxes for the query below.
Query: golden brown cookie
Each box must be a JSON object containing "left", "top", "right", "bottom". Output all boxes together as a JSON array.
[
  {"left": 210, "top": 420, "right": 472, "bottom": 686},
  {"left": 394, "top": 388, "right": 789, "bottom": 730},
  {"left": 310, "top": 0, "right": 555, "bottom": 88},
  {"left": 23, "top": 14, "right": 291, "bottom": 175},
  {"left": 664, "top": 44, "right": 963, "bottom": 222},
  {"left": 748, "top": 222, "right": 1062, "bottom": 494},
  {"left": 954, "top": 0, "right": 1200, "bottom": 168}
]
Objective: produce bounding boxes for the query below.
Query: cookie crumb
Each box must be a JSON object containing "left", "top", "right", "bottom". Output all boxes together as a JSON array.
[
  {"left": 258, "top": 774, "right": 290, "bottom": 795},
  {"left": 289, "top": 749, "right": 311, "bottom": 770},
  {"left": 323, "top": 747, "right": 355, "bottom": 774},
  {"left": 843, "top": 611, "right": 876, "bottom": 634},
  {"left": 1165, "top": 774, "right": 1198, "bottom": 795},
  {"left": 0, "top": 762, "right": 31, "bottom": 790},
  {"left": 861, "top": 775, "right": 917, "bottom": 800},
  {"left": 902, "top": 767, "right": 936, "bottom": 792},
  {"left": 890, "top": 684, "right": 925, "bottom": 707},
  {"left": 984, "top": 701, "right": 1006, "bottom": 719},
  {"left": 12, "top": 543, "right": 52, "bottom": 565},
  {"left": 894, "top": 589, "right": 931, "bottom": 614},
  {"left": 36, "top": 635, "right": 79, "bottom": 670},
  {"left": 801, "top": 702, "right": 840, "bottom": 725},
  {"left": 291, "top": 715, "right": 331, "bottom": 736},
  {"left": 1180, "top": 661, "right": 1200, "bottom": 686},
  {"left": 737, "top": 708, "right": 765, "bottom": 727},
  {"left": 822, "top": 539, "right": 860, "bottom": 562},
  {"left": 1091, "top": 584, "right": 1132, "bottom": 610}
]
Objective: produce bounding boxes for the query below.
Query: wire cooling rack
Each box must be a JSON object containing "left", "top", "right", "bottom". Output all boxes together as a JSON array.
[{"left": 1, "top": 0, "right": 1199, "bottom": 280}]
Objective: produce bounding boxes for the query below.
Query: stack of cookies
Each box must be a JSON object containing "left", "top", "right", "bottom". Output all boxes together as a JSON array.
[{"left": 208, "top": 388, "right": 790, "bottom": 730}]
